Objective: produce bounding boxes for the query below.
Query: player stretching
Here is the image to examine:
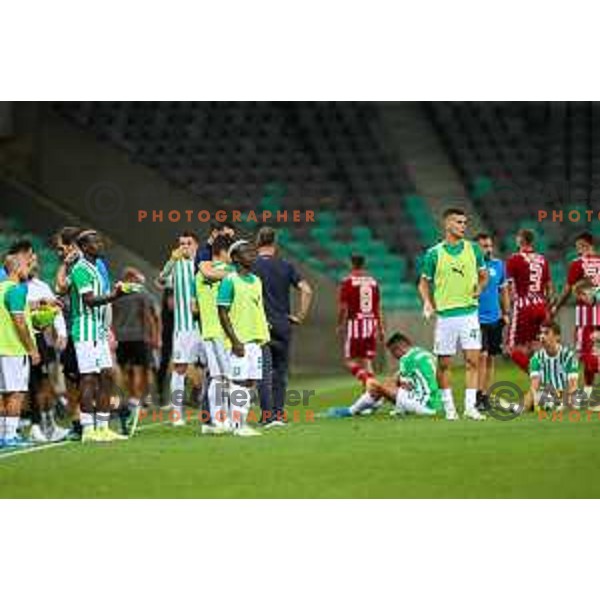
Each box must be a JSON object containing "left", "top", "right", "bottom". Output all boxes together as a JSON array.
[
  {"left": 218, "top": 241, "right": 270, "bottom": 437},
  {"left": 329, "top": 332, "right": 443, "bottom": 417},
  {"left": 69, "top": 231, "right": 128, "bottom": 442},
  {"left": 337, "top": 255, "right": 385, "bottom": 385},
  {"left": 195, "top": 234, "right": 235, "bottom": 434},
  {"left": 551, "top": 232, "right": 600, "bottom": 400},
  {"left": 418, "top": 208, "right": 488, "bottom": 420},
  {"left": 525, "top": 322, "right": 579, "bottom": 412},
  {"left": 506, "top": 229, "right": 553, "bottom": 372},
  {"left": 159, "top": 232, "right": 205, "bottom": 426}
]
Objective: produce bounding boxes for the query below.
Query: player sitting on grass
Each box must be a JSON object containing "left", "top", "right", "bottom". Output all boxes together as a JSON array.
[
  {"left": 217, "top": 240, "right": 270, "bottom": 437},
  {"left": 328, "top": 333, "right": 443, "bottom": 418},
  {"left": 524, "top": 321, "right": 579, "bottom": 413}
]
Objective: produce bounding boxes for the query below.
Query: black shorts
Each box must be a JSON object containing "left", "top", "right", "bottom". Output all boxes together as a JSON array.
[
  {"left": 116, "top": 341, "right": 151, "bottom": 368},
  {"left": 30, "top": 334, "right": 54, "bottom": 394},
  {"left": 60, "top": 336, "right": 80, "bottom": 383},
  {"left": 481, "top": 320, "right": 504, "bottom": 356}
]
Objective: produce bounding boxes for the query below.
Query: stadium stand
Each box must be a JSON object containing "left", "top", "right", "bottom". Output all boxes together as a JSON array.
[
  {"left": 0, "top": 212, "right": 59, "bottom": 282},
  {"left": 52, "top": 101, "right": 424, "bottom": 309},
  {"left": 426, "top": 101, "right": 600, "bottom": 287}
]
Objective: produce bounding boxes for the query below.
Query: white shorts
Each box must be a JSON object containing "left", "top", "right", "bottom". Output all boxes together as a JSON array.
[
  {"left": 205, "top": 338, "right": 231, "bottom": 379},
  {"left": 0, "top": 356, "right": 30, "bottom": 392},
  {"left": 230, "top": 342, "right": 263, "bottom": 381},
  {"left": 75, "top": 340, "right": 113, "bottom": 374},
  {"left": 434, "top": 313, "right": 481, "bottom": 356},
  {"left": 173, "top": 330, "right": 206, "bottom": 365}
]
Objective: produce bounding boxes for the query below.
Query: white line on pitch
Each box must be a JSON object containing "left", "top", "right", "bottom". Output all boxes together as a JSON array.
[{"left": 0, "top": 421, "right": 168, "bottom": 462}]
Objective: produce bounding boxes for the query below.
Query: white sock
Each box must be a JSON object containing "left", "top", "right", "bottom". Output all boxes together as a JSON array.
[
  {"left": 350, "top": 392, "right": 378, "bottom": 415},
  {"left": 229, "top": 383, "right": 251, "bottom": 428},
  {"left": 585, "top": 386, "right": 593, "bottom": 401},
  {"left": 0, "top": 416, "right": 4, "bottom": 440},
  {"left": 6, "top": 416, "right": 18, "bottom": 439},
  {"left": 96, "top": 412, "right": 110, "bottom": 429},
  {"left": 42, "top": 410, "right": 56, "bottom": 430},
  {"left": 465, "top": 389, "right": 478, "bottom": 412},
  {"left": 208, "top": 379, "right": 229, "bottom": 424},
  {"left": 170, "top": 371, "right": 186, "bottom": 412},
  {"left": 128, "top": 397, "right": 140, "bottom": 410},
  {"left": 80, "top": 412, "right": 95, "bottom": 431},
  {"left": 442, "top": 389, "right": 456, "bottom": 414}
]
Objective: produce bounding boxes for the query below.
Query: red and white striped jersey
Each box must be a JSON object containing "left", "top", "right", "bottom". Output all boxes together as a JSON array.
[
  {"left": 506, "top": 250, "right": 550, "bottom": 307},
  {"left": 567, "top": 255, "right": 600, "bottom": 327},
  {"left": 338, "top": 270, "right": 380, "bottom": 339}
]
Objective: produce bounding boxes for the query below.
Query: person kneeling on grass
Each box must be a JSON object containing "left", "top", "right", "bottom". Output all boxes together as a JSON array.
[
  {"left": 328, "top": 333, "right": 443, "bottom": 418},
  {"left": 524, "top": 321, "right": 580, "bottom": 413}
]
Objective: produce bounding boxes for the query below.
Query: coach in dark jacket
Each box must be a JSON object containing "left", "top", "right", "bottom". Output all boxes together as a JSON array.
[{"left": 253, "top": 227, "right": 313, "bottom": 425}]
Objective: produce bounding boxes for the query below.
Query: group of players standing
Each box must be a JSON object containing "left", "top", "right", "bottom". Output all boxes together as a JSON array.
[
  {"left": 0, "top": 221, "right": 313, "bottom": 447},
  {"left": 334, "top": 207, "right": 600, "bottom": 419}
]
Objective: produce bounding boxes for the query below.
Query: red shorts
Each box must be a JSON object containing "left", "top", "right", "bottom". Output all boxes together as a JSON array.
[
  {"left": 575, "top": 326, "right": 600, "bottom": 374},
  {"left": 508, "top": 301, "right": 548, "bottom": 347},
  {"left": 344, "top": 335, "right": 377, "bottom": 360}
]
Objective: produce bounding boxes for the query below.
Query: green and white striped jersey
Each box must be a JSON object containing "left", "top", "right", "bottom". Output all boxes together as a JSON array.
[
  {"left": 68, "top": 258, "right": 104, "bottom": 342},
  {"left": 170, "top": 258, "right": 196, "bottom": 333},
  {"left": 529, "top": 345, "right": 579, "bottom": 391}
]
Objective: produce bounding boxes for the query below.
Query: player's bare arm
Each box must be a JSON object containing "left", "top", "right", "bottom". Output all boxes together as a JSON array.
[
  {"left": 474, "top": 267, "right": 489, "bottom": 297},
  {"left": 525, "top": 375, "right": 541, "bottom": 411},
  {"left": 290, "top": 279, "right": 313, "bottom": 324},
  {"left": 199, "top": 260, "right": 228, "bottom": 282},
  {"left": 501, "top": 284, "right": 511, "bottom": 324},
  {"left": 11, "top": 313, "right": 40, "bottom": 365},
  {"left": 336, "top": 302, "right": 348, "bottom": 336},
  {"left": 418, "top": 276, "right": 435, "bottom": 319},
  {"left": 81, "top": 285, "right": 125, "bottom": 308},
  {"left": 218, "top": 305, "right": 244, "bottom": 357}
]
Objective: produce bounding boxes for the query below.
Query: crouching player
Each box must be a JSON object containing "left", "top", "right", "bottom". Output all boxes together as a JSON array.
[
  {"left": 329, "top": 333, "right": 443, "bottom": 417},
  {"left": 524, "top": 322, "right": 579, "bottom": 413},
  {"left": 217, "top": 240, "right": 270, "bottom": 437}
]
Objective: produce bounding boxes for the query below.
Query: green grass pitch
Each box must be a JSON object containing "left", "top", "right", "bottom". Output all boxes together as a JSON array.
[{"left": 2, "top": 361, "right": 600, "bottom": 498}]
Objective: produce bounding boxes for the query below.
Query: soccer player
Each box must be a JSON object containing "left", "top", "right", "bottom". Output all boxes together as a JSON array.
[
  {"left": 112, "top": 266, "right": 157, "bottom": 436},
  {"left": 525, "top": 321, "right": 579, "bottom": 412},
  {"left": 27, "top": 262, "right": 69, "bottom": 443},
  {"left": 69, "top": 230, "right": 127, "bottom": 442},
  {"left": 476, "top": 233, "right": 510, "bottom": 411},
  {"left": 195, "top": 220, "right": 236, "bottom": 267},
  {"left": 159, "top": 232, "right": 205, "bottom": 425},
  {"left": 551, "top": 232, "right": 600, "bottom": 399},
  {"left": 217, "top": 240, "right": 270, "bottom": 437},
  {"left": 418, "top": 207, "right": 488, "bottom": 420},
  {"left": 195, "top": 234, "right": 236, "bottom": 433},
  {"left": 0, "top": 254, "right": 39, "bottom": 447},
  {"left": 53, "top": 226, "right": 83, "bottom": 439},
  {"left": 506, "top": 229, "right": 553, "bottom": 372},
  {"left": 254, "top": 226, "right": 313, "bottom": 425},
  {"left": 337, "top": 254, "right": 385, "bottom": 382},
  {"left": 329, "top": 332, "right": 443, "bottom": 417}
]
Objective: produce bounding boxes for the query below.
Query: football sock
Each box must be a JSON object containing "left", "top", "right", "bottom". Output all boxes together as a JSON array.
[
  {"left": 170, "top": 371, "right": 186, "bottom": 414},
  {"left": 441, "top": 388, "right": 456, "bottom": 414},
  {"left": 465, "top": 388, "right": 478, "bottom": 412},
  {"left": 229, "top": 383, "right": 251, "bottom": 427},
  {"left": 510, "top": 349, "right": 529, "bottom": 372},
  {"left": 208, "top": 379, "right": 229, "bottom": 424},
  {"left": 0, "top": 416, "right": 5, "bottom": 440},
  {"left": 80, "top": 412, "right": 94, "bottom": 431},
  {"left": 96, "top": 412, "right": 110, "bottom": 429},
  {"left": 348, "top": 363, "right": 374, "bottom": 385},
  {"left": 349, "top": 392, "right": 378, "bottom": 415},
  {"left": 5, "top": 416, "right": 18, "bottom": 439}
]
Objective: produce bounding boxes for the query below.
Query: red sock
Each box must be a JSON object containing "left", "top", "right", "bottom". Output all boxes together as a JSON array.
[
  {"left": 348, "top": 362, "right": 374, "bottom": 384},
  {"left": 582, "top": 355, "right": 599, "bottom": 386},
  {"left": 510, "top": 349, "right": 530, "bottom": 372}
]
